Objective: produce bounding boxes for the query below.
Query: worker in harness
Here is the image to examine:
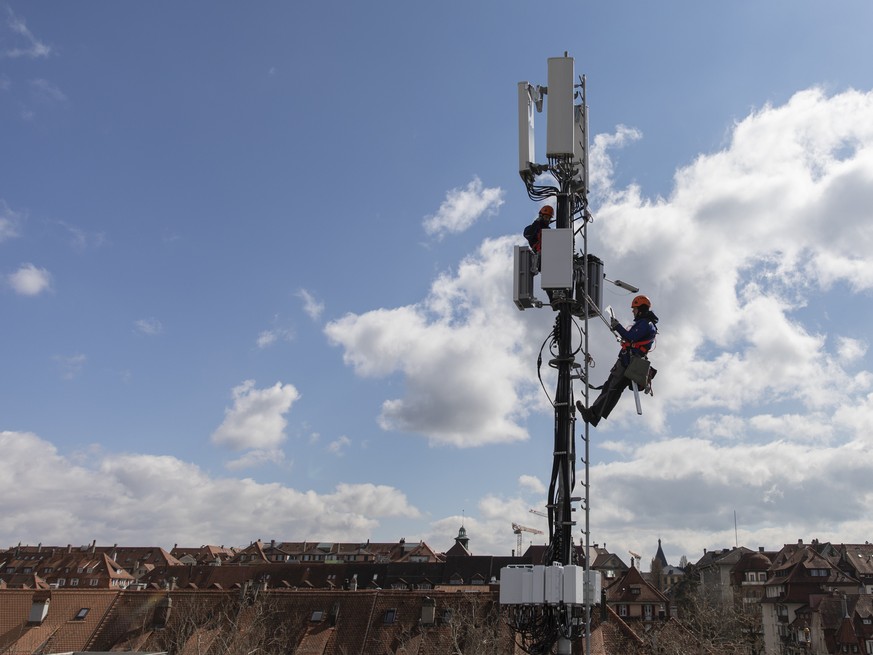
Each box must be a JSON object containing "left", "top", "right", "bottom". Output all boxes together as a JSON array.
[
  {"left": 576, "top": 295, "right": 659, "bottom": 427},
  {"left": 523, "top": 205, "right": 554, "bottom": 255}
]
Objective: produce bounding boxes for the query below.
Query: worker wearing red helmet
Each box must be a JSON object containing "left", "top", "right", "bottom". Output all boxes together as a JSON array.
[
  {"left": 523, "top": 205, "right": 554, "bottom": 253},
  {"left": 576, "top": 294, "right": 659, "bottom": 427}
]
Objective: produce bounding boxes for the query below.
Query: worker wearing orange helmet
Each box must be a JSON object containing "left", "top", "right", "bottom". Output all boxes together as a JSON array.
[
  {"left": 576, "top": 294, "right": 659, "bottom": 427},
  {"left": 523, "top": 205, "right": 554, "bottom": 253}
]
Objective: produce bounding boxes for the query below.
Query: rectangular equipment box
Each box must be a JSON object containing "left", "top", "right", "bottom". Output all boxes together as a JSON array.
[
  {"left": 513, "top": 245, "right": 537, "bottom": 310},
  {"left": 563, "top": 567, "right": 602, "bottom": 605},
  {"left": 541, "top": 229, "right": 574, "bottom": 289},
  {"left": 562, "top": 565, "right": 585, "bottom": 605},
  {"left": 531, "top": 565, "right": 546, "bottom": 604},
  {"left": 499, "top": 565, "right": 532, "bottom": 605},
  {"left": 544, "top": 564, "right": 563, "bottom": 605}
]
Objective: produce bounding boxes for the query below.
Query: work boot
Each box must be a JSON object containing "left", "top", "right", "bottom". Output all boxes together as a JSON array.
[{"left": 575, "top": 401, "right": 591, "bottom": 424}]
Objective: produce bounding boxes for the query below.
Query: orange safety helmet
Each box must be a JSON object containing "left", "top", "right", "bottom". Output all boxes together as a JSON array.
[
  {"left": 631, "top": 294, "right": 651, "bottom": 309},
  {"left": 538, "top": 205, "right": 554, "bottom": 218}
]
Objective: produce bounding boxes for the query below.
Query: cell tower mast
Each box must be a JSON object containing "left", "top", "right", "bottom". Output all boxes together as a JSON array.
[{"left": 501, "top": 53, "right": 601, "bottom": 655}]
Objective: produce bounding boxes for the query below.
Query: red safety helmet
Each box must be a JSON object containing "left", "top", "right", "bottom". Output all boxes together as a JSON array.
[
  {"left": 631, "top": 295, "right": 651, "bottom": 309},
  {"left": 538, "top": 205, "right": 554, "bottom": 218}
]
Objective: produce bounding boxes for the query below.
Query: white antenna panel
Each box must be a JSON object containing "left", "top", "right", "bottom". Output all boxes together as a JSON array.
[
  {"left": 546, "top": 57, "right": 575, "bottom": 157},
  {"left": 518, "top": 82, "right": 535, "bottom": 174},
  {"left": 573, "top": 103, "right": 589, "bottom": 190}
]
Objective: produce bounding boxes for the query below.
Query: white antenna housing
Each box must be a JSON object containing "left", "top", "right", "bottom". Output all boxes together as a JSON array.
[
  {"left": 546, "top": 56, "right": 575, "bottom": 157},
  {"left": 517, "top": 82, "right": 536, "bottom": 175},
  {"left": 573, "top": 100, "right": 589, "bottom": 189}
]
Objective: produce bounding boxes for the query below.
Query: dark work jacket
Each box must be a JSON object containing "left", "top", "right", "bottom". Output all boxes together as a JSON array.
[
  {"left": 523, "top": 217, "right": 551, "bottom": 252},
  {"left": 614, "top": 310, "right": 659, "bottom": 366}
]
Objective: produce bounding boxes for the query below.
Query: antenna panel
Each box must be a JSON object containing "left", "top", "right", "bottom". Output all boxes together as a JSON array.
[
  {"left": 518, "top": 82, "right": 535, "bottom": 174},
  {"left": 546, "top": 57, "right": 575, "bottom": 157},
  {"left": 513, "top": 246, "right": 537, "bottom": 310},
  {"left": 572, "top": 102, "right": 589, "bottom": 189}
]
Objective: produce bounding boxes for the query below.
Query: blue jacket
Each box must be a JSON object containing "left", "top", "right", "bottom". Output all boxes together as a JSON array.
[
  {"left": 523, "top": 216, "right": 551, "bottom": 252},
  {"left": 614, "top": 310, "right": 658, "bottom": 365}
]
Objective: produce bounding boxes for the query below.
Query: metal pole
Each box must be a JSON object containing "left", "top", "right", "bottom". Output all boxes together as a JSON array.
[{"left": 555, "top": 183, "right": 575, "bottom": 655}]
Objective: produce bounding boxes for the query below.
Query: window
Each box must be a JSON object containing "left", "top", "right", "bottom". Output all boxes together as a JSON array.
[
  {"left": 384, "top": 608, "right": 397, "bottom": 624},
  {"left": 310, "top": 611, "right": 324, "bottom": 622},
  {"left": 89, "top": 579, "right": 99, "bottom": 586},
  {"left": 619, "top": 605, "right": 628, "bottom": 617},
  {"left": 22, "top": 567, "right": 32, "bottom": 573},
  {"left": 4, "top": 567, "right": 14, "bottom": 574},
  {"left": 70, "top": 578, "right": 79, "bottom": 586},
  {"left": 57, "top": 578, "right": 66, "bottom": 586},
  {"left": 73, "top": 608, "right": 90, "bottom": 621}
]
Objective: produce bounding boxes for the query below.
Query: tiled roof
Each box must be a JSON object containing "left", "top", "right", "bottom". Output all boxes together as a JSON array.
[
  {"left": 0, "top": 589, "right": 120, "bottom": 654},
  {"left": 604, "top": 565, "right": 669, "bottom": 605},
  {"left": 90, "top": 588, "right": 512, "bottom": 655}
]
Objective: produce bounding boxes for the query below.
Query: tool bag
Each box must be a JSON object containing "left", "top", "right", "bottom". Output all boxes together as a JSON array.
[{"left": 623, "top": 354, "right": 651, "bottom": 387}]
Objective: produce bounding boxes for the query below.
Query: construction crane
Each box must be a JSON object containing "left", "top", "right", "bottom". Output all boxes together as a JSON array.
[
  {"left": 628, "top": 550, "right": 642, "bottom": 568},
  {"left": 512, "top": 522, "right": 544, "bottom": 555},
  {"left": 529, "top": 508, "right": 548, "bottom": 518}
]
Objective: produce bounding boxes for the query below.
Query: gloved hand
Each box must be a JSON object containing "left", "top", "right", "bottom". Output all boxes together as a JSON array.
[{"left": 610, "top": 317, "right": 620, "bottom": 330}]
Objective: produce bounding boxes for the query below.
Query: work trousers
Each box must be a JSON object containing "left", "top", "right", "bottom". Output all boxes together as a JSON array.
[{"left": 588, "top": 358, "right": 631, "bottom": 426}]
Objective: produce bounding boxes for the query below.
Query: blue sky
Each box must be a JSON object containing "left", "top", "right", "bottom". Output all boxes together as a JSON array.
[{"left": 2, "top": 1, "right": 873, "bottom": 567}]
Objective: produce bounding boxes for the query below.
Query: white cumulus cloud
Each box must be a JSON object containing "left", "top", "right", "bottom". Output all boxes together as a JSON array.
[
  {"left": 0, "top": 431, "right": 419, "bottom": 546},
  {"left": 325, "top": 236, "right": 547, "bottom": 448},
  {"left": 422, "top": 176, "right": 505, "bottom": 239},
  {"left": 210, "top": 380, "right": 300, "bottom": 451},
  {"left": 7, "top": 263, "right": 51, "bottom": 296}
]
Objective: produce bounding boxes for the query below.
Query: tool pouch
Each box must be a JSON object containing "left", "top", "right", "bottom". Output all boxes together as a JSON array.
[{"left": 623, "top": 354, "right": 651, "bottom": 387}]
